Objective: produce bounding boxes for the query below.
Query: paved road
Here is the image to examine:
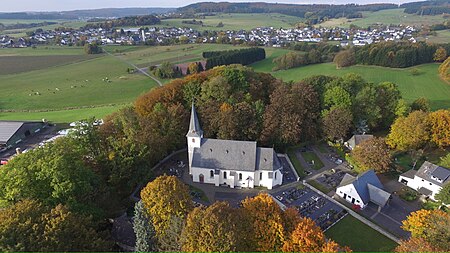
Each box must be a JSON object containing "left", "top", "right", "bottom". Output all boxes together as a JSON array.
[{"left": 103, "top": 49, "right": 163, "bottom": 86}]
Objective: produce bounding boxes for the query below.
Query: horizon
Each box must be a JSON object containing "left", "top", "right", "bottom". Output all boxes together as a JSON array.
[{"left": 1, "top": 0, "right": 417, "bottom": 13}]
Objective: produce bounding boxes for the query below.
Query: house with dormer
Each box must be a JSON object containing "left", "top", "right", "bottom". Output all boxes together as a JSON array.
[
  {"left": 399, "top": 161, "right": 450, "bottom": 201},
  {"left": 187, "top": 103, "right": 283, "bottom": 189}
]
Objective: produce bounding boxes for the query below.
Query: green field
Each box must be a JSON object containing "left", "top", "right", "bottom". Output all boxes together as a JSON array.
[
  {"left": 159, "top": 13, "right": 301, "bottom": 31},
  {"left": 252, "top": 59, "right": 450, "bottom": 110},
  {"left": 0, "top": 105, "right": 126, "bottom": 123},
  {"left": 0, "top": 46, "right": 158, "bottom": 123},
  {"left": 319, "top": 8, "right": 448, "bottom": 28},
  {"left": 0, "top": 19, "right": 86, "bottom": 38},
  {"left": 325, "top": 215, "right": 398, "bottom": 252}
]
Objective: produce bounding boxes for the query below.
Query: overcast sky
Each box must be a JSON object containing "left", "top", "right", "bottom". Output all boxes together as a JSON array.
[{"left": 1, "top": 0, "right": 416, "bottom": 12}]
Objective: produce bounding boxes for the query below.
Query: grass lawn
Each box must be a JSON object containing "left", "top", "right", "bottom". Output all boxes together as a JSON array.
[
  {"left": 325, "top": 215, "right": 398, "bottom": 252},
  {"left": 0, "top": 55, "right": 157, "bottom": 111},
  {"left": 287, "top": 146, "right": 306, "bottom": 178},
  {"left": 188, "top": 185, "right": 209, "bottom": 203},
  {"left": 158, "top": 13, "right": 301, "bottom": 31},
  {"left": 319, "top": 8, "right": 448, "bottom": 28},
  {"left": 301, "top": 151, "right": 324, "bottom": 170},
  {"left": 307, "top": 180, "right": 331, "bottom": 194},
  {"left": 252, "top": 61, "right": 450, "bottom": 110},
  {"left": 0, "top": 105, "right": 127, "bottom": 123}
]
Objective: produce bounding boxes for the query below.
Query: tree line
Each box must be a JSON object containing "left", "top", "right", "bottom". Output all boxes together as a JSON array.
[
  {"left": 134, "top": 175, "right": 351, "bottom": 252},
  {"left": 82, "top": 15, "right": 160, "bottom": 30},
  {"left": 272, "top": 42, "right": 341, "bottom": 71},
  {"left": 203, "top": 47, "right": 266, "bottom": 69},
  {"left": 401, "top": 0, "right": 450, "bottom": 15}
]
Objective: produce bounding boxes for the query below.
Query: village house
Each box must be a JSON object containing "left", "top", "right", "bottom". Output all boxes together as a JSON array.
[
  {"left": 344, "top": 134, "right": 374, "bottom": 150},
  {"left": 336, "top": 170, "right": 391, "bottom": 210},
  {"left": 399, "top": 161, "right": 450, "bottom": 201},
  {"left": 187, "top": 103, "right": 283, "bottom": 189}
]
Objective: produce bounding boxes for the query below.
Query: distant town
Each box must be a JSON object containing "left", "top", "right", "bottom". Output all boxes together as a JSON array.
[{"left": 1, "top": 23, "right": 418, "bottom": 48}]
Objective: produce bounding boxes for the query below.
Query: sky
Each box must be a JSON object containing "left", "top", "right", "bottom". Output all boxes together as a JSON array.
[{"left": 1, "top": 0, "right": 417, "bottom": 12}]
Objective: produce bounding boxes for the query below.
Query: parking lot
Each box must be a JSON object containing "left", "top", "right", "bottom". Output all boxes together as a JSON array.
[
  {"left": 273, "top": 186, "right": 347, "bottom": 230},
  {"left": 315, "top": 167, "right": 350, "bottom": 189}
]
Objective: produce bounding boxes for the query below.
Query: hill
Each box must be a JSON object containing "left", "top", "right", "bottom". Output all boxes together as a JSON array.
[
  {"left": 178, "top": 2, "right": 397, "bottom": 24},
  {"left": 0, "top": 8, "right": 174, "bottom": 20}
]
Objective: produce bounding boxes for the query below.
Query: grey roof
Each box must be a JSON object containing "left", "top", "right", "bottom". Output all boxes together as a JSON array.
[
  {"left": 418, "top": 187, "right": 433, "bottom": 196},
  {"left": 0, "top": 121, "right": 24, "bottom": 144},
  {"left": 186, "top": 102, "right": 203, "bottom": 138},
  {"left": 191, "top": 138, "right": 279, "bottom": 172},
  {"left": 346, "top": 134, "right": 374, "bottom": 149},
  {"left": 256, "top": 147, "right": 282, "bottom": 171},
  {"left": 192, "top": 138, "right": 257, "bottom": 171},
  {"left": 416, "top": 161, "right": 450, "bottom": 187},
  {"left": 432, "top": 166, "right": 450, "bottom": 182},
  {"left": 368, "top": 183, "right": 391, "bottom": 207},
  {"left": 400, "top": 170, "right": 417, "bottom": 179},
  {"left": 338, "top": 170, "right": 384, "bottom": 204}
]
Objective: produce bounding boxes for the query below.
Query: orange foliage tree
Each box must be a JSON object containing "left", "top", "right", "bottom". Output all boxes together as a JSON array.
[
  {"left": 428, "top": 109, "right": 450, "bottom": 148},
  {"left": 140, "top": 175, "right": 193, "bottom": 249}
]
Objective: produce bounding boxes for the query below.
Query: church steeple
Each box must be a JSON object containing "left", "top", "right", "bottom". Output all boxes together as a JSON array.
[{"left": 186, "top": 102, "right": 203, "bottom": 138}]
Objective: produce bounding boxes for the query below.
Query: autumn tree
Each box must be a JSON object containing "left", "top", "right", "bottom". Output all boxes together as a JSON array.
[
  {"left": 181, "top": 202, "right": 252, "bottom": 252},
  {"left": 261, "top": 82, "right": 320, "bottom": 147},
  {"left": 433, "top": 46, "right": 447, "bottom": 62},
  {"left": 333, "top": 49, "right": 355, "bottom": 69},
  {"left": 140, "top": 176, "right": 193, "bottom": 250},
  {"left": 401, "top": 209, "right": 450, "bottom": 251},
  {"left": 322, "top": 107, "right": 353, "bottom": 141},
  {"left": 0, "top": 199, "right": 110, "bottom": 252},
  {"left": 187, "top": 62, "right": 200, "bottom": 74},
  {"left": 428, "top": 109, "right": 450, "bottom": 148},
  {"left": 438, "top": 56, "right": 450, "bottom": 82},
  {"left": 133, "top": 201, "right": 156, "bottom": 252},
  {"left": 351, "top": 137, "right": 392, "bottom": 173},
  {"left": 282, "top": 217, "right": 346, "bottom": 252},
  {"left": 241, "top": 193, "right": 300, "bottom": 251},
  {"left": 395, "top": 237, "right": 441, "bottom": 252},
  {"left": 386, "top": 110, "right": 431, "bottom": 151}
]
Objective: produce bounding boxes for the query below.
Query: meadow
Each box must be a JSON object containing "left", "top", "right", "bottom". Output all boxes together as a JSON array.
[
  {"left": 0, "top": 46, "right": 158, "bottom": 122},
  {"left": 319, "top": 8, "right": 448, "bottom": 28},
  {"left": 158, "top": 13, "right": 301, "bottom": 31},
  {"left": 0, "top": 19, "right": 86, "bottom": 38},
  {"left": 252, "top": 59, "right": 450, "bottom": 110}
]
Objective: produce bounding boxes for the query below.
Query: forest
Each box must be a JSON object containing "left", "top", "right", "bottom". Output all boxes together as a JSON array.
[
  {"left": 401, "top": 0, "right": 450, "bottom": 15},
  {"left": 204, "top": 48, "right": 266, "bottom": 69},
  {"left": 82, "top": 15, "right": 160, "bottom": 30}
]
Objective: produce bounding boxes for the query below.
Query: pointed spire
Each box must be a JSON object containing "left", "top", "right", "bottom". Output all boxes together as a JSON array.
[{"left": 186, "top": 101, "right": 203, "bottom": 138}]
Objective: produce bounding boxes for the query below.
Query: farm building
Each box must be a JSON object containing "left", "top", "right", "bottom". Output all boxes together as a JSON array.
[
  {"left": 399, "top": 161, "right": 450, "bottom": 202},
  {"left": 0, "top": 121, "right": 48, "bottom": 149},
  {"left": 187, "top": 103, "right": 283, "bottom": 189},
  {"left": 336, "top": 170, "right": 391, "bottom": 210}
]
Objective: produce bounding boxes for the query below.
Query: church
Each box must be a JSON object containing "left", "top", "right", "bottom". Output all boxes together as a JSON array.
[{"left": 187, "top": 103, "right": 283, "bottom": 189}]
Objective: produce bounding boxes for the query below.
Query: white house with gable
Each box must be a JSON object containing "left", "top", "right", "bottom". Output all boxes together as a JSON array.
[
  {"left": 399, "top": 161, "right": 450, "bottom": 201},
  {"left": 187, "top": 103, "right": 283, "bottom": 189}
]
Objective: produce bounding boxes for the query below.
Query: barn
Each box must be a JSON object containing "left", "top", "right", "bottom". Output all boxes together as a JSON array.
[{"left": 0, "top": 121, "right": 48, "bottom": 149}]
